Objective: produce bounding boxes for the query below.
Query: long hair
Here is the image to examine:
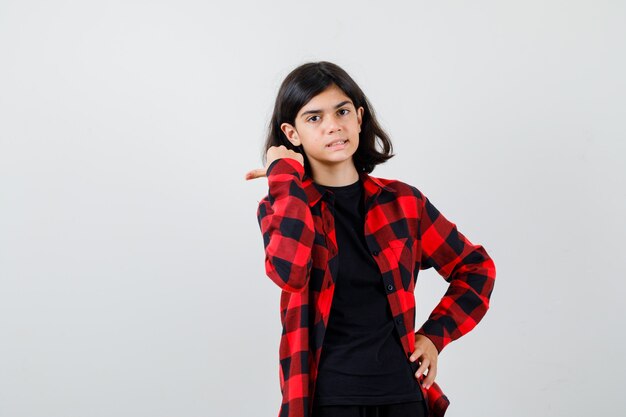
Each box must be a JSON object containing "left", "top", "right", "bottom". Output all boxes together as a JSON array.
[{"left": 261, "top": 61, "right": 394, "bottom": 178}]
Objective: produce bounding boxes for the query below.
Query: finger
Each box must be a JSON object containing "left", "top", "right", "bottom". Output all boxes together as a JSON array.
[
  {"left": 415, "top": 358, "right": 429, "bottom": 379},
  {"left": 245, "top": 169, "right": 267, "bottom": 180},
  {"left": 409, "top": 349, "right": 423, "bottom": 363},
  {"left": 422, "top": 362, "right": 438, "bottom": 389}
]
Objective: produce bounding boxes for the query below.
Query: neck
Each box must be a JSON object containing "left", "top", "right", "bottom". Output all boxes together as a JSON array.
[{"left": 310, "top": 159, "right": 360, "bottom": 187}]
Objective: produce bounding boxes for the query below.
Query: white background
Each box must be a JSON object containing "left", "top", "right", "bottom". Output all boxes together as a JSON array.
[{"left": 1, "top": 1, "right": 625, "bottom": 416}]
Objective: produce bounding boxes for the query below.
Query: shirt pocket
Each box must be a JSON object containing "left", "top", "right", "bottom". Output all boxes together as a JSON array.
[{"left": 387, "top": 237, "right": 416, "bottom": 292}]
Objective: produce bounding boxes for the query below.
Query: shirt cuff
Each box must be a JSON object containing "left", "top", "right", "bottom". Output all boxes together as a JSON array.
[
  {"left": 266, "top": 157, "right": 305, "bottom": 180},
  {"left": 416, "top": 324, "right": 446, "bottom": 354}
]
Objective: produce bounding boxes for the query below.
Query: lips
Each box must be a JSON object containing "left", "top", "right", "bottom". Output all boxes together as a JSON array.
[{"left": 326, "top": 139, "right": 348, "bottom": 147}]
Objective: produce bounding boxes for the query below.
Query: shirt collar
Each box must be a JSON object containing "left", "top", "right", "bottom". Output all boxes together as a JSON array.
[{"left": 301, "top": 170, "right": 396, "bottom": 207}]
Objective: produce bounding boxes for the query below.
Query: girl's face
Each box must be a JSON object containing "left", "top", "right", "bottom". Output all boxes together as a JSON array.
[{"left": 281, "top": 84, "right": 364, "bottom": 174}]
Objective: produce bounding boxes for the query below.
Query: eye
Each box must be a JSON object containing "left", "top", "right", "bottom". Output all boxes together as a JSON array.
[
  {"left": 307, "top": 115, "right": 320, "bottom": 122},
  {"left": 338, "top": 108, "right": 350, "bottom": 116}
]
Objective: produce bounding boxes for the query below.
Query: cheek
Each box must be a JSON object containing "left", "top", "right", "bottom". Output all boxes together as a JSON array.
[{"left": 299, "top": 141, "right": 317, "bottom": 156}]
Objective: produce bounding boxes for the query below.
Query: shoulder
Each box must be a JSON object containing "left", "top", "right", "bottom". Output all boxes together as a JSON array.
[{"left": 368, "top": 173, "right": 427, "bottom": 201}]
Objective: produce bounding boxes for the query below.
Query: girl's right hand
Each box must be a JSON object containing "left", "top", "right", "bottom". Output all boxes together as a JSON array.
[{"left": 245, "top": 145, "right": 304, "bottom": 180}]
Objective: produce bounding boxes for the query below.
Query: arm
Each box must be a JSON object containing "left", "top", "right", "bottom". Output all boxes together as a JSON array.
[
  {"left": 415, "top": 191, "right": 497, "bottom": 354},
  {"left": 256, "top": 157, "right": 316, "bottom": 292}
]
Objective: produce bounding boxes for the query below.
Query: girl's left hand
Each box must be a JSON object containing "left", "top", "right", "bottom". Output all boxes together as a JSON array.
[{"left": 409, "top": 334, "right": 438, "bottom": 389}]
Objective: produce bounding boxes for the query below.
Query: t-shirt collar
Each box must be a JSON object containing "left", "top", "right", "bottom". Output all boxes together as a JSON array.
[{"left": 301, "top": 171, "right": 396, "bottom": 208}]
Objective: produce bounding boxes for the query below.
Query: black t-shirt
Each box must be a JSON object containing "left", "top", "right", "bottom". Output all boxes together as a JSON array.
[{"left": 312, "top": 177, "right": 424, "bottom": 406}]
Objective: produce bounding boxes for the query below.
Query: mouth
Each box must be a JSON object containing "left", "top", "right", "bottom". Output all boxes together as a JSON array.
[{"left": 326, "top": 139, "right": 349, "bottom": 148}]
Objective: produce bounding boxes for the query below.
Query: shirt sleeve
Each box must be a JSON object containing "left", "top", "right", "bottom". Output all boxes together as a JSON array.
[
  {"left": 415, "top": 192, "right": 496, "bottom": 354},
  {"left": 256, "top": 157, "right": 316, "bottom": 292}
]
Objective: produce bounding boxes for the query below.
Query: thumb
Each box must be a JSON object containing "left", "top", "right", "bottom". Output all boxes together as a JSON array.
[{"left": 245, "top": 168, "right": 267, "bottom": 180}]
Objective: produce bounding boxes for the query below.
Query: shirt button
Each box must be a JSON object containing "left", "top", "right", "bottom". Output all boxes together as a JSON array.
[
  {"left": 396, "top": 317, "right": 403, "bottom": 324},
  {"left": 372, "top": 250, "right": 379, "bottom": 256},
  {"left": 387, "top": 284, "right": 394, "bottom": 291}
]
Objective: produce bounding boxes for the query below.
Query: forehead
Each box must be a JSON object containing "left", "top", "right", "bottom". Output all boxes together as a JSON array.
[{"left": 298, "top": 84, "right": 353, "bottom": 114}]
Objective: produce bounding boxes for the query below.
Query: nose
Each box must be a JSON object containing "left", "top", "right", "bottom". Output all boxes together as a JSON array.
[{"left": 325, "top": 114, "right": 342, "bottom": 134}]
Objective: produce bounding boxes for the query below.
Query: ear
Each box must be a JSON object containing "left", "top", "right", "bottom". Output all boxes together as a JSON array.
[
  {"left": 357, "top": 106, "right": 364, "bottom": 132},
  {"left": 280, "top": 122, "right": 301, "bottom": 146}
]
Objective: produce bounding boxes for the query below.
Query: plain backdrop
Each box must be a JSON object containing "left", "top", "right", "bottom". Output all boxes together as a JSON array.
[{"left": 1, "top": 1, "right": 624, "bottom": 416}]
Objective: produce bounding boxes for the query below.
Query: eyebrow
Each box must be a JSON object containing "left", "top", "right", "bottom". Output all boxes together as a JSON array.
[{"left": 300, "top": 100, "right": 353, "bottom": 118}]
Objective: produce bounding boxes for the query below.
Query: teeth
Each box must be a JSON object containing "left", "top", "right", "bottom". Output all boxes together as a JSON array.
[{"left": 328, "top": 140, "right": 346, "bottom": 146}]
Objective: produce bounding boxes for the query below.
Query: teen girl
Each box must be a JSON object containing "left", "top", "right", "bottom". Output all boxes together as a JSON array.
[{"left": 245, "top": 61, "right": 496, "bottom": 417}]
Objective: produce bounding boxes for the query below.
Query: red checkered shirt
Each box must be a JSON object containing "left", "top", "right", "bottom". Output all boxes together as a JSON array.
[{"left": 256, "top": 157, "right": 496, "bottom": 417}]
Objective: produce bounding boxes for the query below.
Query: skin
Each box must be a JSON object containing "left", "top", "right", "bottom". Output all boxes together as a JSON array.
[
  {"left": 245, "top": 83, "right": 439, "bottom": 389},
  {"left": 244, "top": 83, "right": 363, "bottom": 185},
  {"left": 411, "top": 335, "right": 438, "bottom": 389}
]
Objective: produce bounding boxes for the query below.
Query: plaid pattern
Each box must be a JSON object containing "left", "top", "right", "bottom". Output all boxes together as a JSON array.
[{"left": 256, "top": 157, "right": 496, "bottom": 417}]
